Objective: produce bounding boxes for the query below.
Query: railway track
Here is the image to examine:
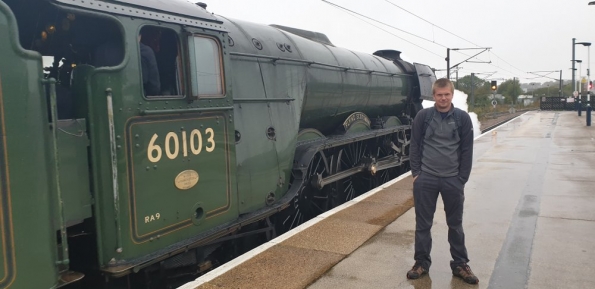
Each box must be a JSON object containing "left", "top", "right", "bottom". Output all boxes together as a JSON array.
[{"left": 479, "top": 110, "right": 532, "bottom": 133}]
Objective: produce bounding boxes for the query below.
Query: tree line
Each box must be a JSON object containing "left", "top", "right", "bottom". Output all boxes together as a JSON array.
[{"left": 453, "top": 75, "right": 578, "bottom": 110}]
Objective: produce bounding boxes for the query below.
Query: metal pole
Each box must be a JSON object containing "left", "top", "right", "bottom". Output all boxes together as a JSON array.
[
  {"left": 579, "top": 62, "right": 582, "bottom": 93},
  {"left": 588, "top": 92, "right": 592, "bottom": 126},
  {"left": 513, "top": 77, "right": 516, "bottom": 106},
  {"left": 572, "top": 38, "right": 576, "bottom": 92},
  {"left": 446, "top": 48, "right": 450, "bottom": 80},
  {"left": 559, "top": 70, "right": 562, "bottom": 97},
  {"left": 587, "top": 46, "right": 592, "bottom": 126},
  {"left": 470, "top": 73, "right": 474, "bottom": 111}
]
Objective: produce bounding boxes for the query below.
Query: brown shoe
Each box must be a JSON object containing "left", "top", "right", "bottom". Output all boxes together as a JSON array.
[
  {"left": 406, "top": 262, "right": 428, "bottom": 279},
  {"left": 452, "top": 264, "right": 479, "bottom": 284}
]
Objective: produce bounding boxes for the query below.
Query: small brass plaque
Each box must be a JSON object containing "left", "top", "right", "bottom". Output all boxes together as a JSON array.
[{"left": 175, "top": 170, "right": 199, "bottom": 190}]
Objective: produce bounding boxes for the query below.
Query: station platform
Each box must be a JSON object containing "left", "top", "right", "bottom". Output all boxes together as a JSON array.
[{"left": 179, "top": 111, "right": 595, "bottom": 289}]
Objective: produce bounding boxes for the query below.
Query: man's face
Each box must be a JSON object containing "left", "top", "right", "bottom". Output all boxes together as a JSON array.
[{"left": 433, "top": 86, "right": 453, "bottom": 112}]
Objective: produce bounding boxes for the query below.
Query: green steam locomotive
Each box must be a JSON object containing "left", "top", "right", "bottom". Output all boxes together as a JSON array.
[{"left": 0, "top": 0, "right": 435, "bottom": 287}]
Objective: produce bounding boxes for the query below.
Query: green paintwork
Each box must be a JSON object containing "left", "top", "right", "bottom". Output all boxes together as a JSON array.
[
  {"left": 222, "top": 17, "right": 412, "bottom": 209},
  {"left": 75, "top": 18, "right": 239, "bottom": 267},
  {"left": 297, "top": 129, "right": 325, "bottom": 142},
  {"left": 0, "top": 1, "right": 60, "bottom": 288},
  {"left": 124, "top": 112, "right": 236, "bottom": 243},
  {"left": 381, "top": 116, "right": 403, "bottom": 128},
  {"left": 56, "top": 119, "right": 93, "bottom": 228}
]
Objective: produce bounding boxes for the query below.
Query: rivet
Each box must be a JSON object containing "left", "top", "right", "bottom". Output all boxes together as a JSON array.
[
  {"left": 135, "top": 144, "right": 140, "bottom": 148},
  {"left": 135, "top": 134, "right": 139, "bottom": 138},
  {"left": 117, "top": 145, "right": 121, "bottom": 149},
  {"left": 116, "top": 135, "right": 121, "bottom": 139},
  {"left": 154, "top": 165, "right": 158, "bottom": 170}
]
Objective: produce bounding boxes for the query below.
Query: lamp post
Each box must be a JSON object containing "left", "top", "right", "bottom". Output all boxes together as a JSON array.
[
  {"left": 578, "top": 60, "right": 583, "bottom": 92},
  {"left": 572, "top": 40, "right": 591, "bottom": 116},
  {"left": 572, "top": 40, "right": 591, "bottom": 91},
  {"left": 587, "top": 44, "right": 592, "bottom": 126},
  {"left": 571, "top": 60, "right": 583, "bottom": 91},
  {"left": 588, "top": 2, "right": 595, "bottom": 125}
]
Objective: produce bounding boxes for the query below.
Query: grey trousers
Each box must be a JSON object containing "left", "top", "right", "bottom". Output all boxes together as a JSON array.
[{"left": 413, "top": 172, "right": 469, "bottom": 270}]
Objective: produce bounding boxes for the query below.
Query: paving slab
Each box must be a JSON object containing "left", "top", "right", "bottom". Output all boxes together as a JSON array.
[
  {"left": 280, "top": 217, "right": 383, "bottom": 255},
  {"left": 198, "top": 245, "right": 343, "bottom": 289}
]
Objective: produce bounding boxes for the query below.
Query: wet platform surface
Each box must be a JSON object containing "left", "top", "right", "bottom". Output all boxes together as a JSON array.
[{"left": 179, "top": 111, "right": 595, "bottom": 289}]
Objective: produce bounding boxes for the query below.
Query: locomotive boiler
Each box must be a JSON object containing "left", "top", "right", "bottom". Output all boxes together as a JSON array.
[{"left": 0, "top": 0, "right": 435, "bottom": 288}]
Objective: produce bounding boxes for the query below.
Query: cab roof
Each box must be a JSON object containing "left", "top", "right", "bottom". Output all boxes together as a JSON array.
[{"left": 54, "top": 0, "right": 226, "bottom": 30}]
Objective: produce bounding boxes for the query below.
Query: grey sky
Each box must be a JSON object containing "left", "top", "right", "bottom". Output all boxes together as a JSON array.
[{"left": 205, "top": 0, "right": 594, "bottom": 84}]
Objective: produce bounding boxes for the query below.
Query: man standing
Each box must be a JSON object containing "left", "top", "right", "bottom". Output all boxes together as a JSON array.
[{"left": 406, "top": 78, "right": 478, "bottom": 284}]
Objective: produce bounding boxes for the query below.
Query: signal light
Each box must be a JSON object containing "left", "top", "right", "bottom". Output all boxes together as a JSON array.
[
  {"left": 491, "top": 80, "right": 497, "bottom": 91},
  {"left": 590, "top": 80, "right": 593, "bottom": 90}
]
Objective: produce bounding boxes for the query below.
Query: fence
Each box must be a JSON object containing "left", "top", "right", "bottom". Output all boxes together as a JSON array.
[{"left": 539, "top": 96, "right": 595, "bottom": 111}]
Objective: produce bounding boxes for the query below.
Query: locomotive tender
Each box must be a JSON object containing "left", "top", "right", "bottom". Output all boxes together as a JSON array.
[{"left": 0, "top": 0, "right": 435, "bottom": 287}]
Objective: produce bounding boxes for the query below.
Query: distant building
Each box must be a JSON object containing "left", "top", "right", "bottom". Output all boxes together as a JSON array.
[
  {"left": 487, "top": 93, "right": 505, "bottom": 100},
  {"left": 517, "top": 95, "right": 534, "bottom": 106}
]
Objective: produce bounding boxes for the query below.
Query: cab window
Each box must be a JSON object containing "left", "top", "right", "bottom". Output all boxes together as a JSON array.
[
  {"left": 139, "top": 26, "right": 183, "bottom": 98},
  {"left": 189, "top": 36, "right": 224, "bottom": 97}
]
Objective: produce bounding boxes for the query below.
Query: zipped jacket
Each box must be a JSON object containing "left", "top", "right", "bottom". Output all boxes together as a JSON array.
[{"left": 410, "top": 104, "right": 474, "bottom": 184}]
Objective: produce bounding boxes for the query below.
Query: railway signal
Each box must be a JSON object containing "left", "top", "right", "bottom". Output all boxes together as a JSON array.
[{"left": 491, "top": 80, "right": 497, "bottom": 91}]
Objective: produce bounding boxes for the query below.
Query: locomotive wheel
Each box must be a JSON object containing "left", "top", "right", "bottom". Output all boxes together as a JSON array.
[
  {"left": 372, "top": 133, "right": 402, "bottom": 186},
  {"left": 277, "top": 151, "right": 331, "bottom": 233},
  {"left": 331, "top": 141, "right": 373, "bottom": 207}
]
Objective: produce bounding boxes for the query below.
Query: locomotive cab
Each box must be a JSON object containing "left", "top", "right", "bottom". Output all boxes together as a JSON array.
[{"left": 1, "top": 0, "right": 242, "bottom": 287}]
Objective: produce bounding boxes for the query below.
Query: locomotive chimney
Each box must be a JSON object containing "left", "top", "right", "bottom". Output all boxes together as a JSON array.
[
  {"left": 373, "top": 50, "right": 403, "bottom": 61},
  {"left": 196, "top": 2, "right": 207, "bottom": 9}
]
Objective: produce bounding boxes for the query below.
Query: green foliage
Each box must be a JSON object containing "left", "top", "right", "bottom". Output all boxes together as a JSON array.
[
  {"left": 530, "top": 82, "right": 573, "bottom": 98},
  {"left": 454, "top": 74, "right": 487, "bottom": 96},
  {"left": 497, "top": 79, "right": 522, "bottom": 104}
]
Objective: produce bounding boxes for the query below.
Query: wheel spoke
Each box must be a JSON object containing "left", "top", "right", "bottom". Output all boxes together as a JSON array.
[{"left": 276, "top": 151, "right": 332, "bottom": 234}]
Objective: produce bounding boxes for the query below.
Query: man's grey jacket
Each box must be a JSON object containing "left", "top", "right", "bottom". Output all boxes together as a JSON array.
[{"left": 409, "top": 105, "right": 474, "bottom": 184}]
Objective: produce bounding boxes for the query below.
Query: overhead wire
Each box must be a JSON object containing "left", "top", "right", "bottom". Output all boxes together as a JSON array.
[
  {"left": 321, "top": 0, "right": 447, "bottom": 48},
  {"left": 324, "top": 0, "right": 540, "bottom": 82},
  {"left": 321, "top": 0, "right": 503, "bottom": 76},
  {"left": 383, "top": 0, "right": 482, "bottom": 48},
  {"left": 321, "top": 2, "right": 443, "bottom": 58}
]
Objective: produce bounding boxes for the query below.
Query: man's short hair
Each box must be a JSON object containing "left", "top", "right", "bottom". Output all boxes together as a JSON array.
[{"left": 432, "top": 78, "right": 454, "bottom": 95}]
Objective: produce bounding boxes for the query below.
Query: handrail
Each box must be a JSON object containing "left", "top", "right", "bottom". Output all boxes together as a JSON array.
[
  {"left": 229, "top": 52, "right": 411, "bottom": 77},
  {"left": 106, "top": 88, "right": 123, "bottom": 254},
  {"left": 43, "top": 77, "right": 70, "bottom": 266},
  {"left": 140, "top": 106, "right": 233, "bottom": 115}
]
